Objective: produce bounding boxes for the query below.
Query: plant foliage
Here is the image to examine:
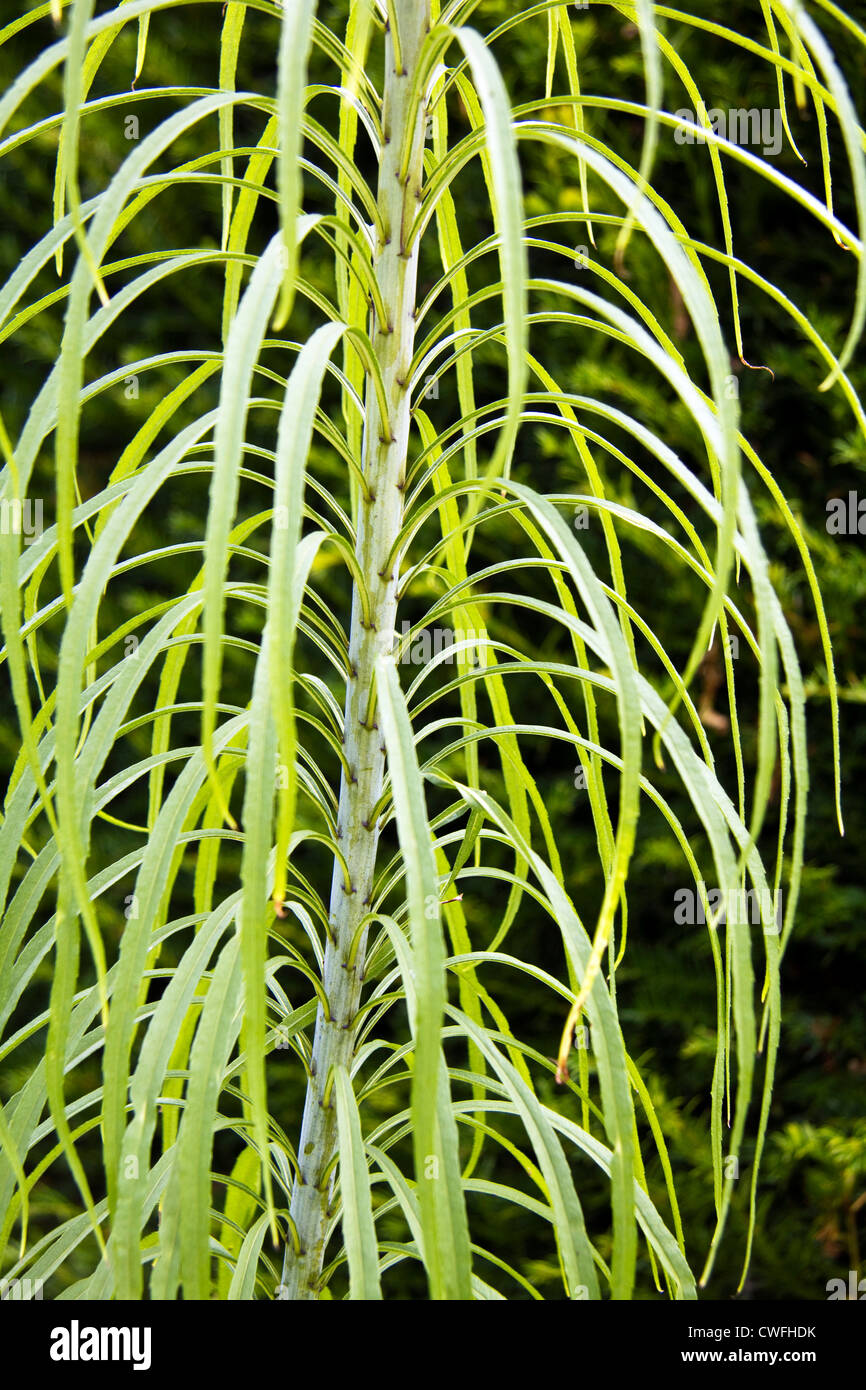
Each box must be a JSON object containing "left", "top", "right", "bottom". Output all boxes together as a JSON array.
[{"left": 0, "top": 0, "right": 863, "bottom": 1300}]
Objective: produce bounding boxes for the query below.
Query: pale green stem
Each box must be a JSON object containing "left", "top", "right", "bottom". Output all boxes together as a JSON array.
[{"left": 281, "top": 0, "right": 431, "bottom": 1299}]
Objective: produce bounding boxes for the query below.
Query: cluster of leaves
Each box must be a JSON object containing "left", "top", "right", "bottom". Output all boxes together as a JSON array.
[{"left": 0, "top": 0, "right": 864, "bottom": 1300}]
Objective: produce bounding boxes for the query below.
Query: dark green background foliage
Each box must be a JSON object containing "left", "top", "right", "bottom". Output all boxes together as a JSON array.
[{"left": 1, "top": 0, "right": 864, "bottom": 1298}]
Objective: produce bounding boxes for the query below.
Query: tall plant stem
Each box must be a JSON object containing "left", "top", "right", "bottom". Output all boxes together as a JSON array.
[{"left": 282, "top": 0, "right": 431, "bottom": 1299}]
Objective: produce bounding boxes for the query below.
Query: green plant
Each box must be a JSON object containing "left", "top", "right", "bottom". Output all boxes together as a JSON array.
[{"left": 0, "top": 0, "right": 862, "bottom": 1301}]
